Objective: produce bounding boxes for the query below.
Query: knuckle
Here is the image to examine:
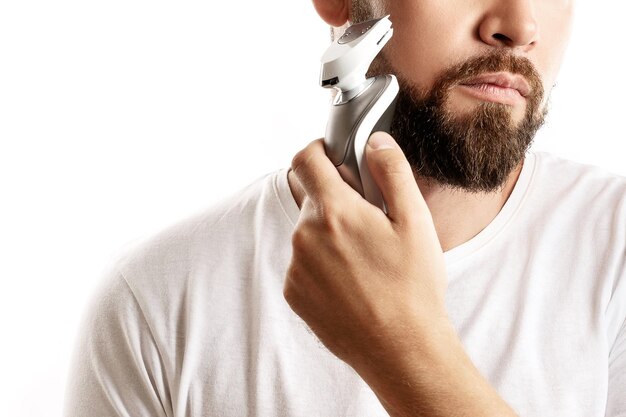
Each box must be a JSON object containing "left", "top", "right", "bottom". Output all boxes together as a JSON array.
[
  {"left": 283, "top": 263, "right": 307, "bottom": 311},
  {"left": 316, "top": 201, "right": 346, "bottom": 234},
  {"left": 284, "top": 260, "right": 298, "bottom": 293},
  {"left": 290, "top": 148, "right": 311, "bottom": 174},
  {"left": 291, "top": 141, "right": 321, "bottom": 174},
  {"left": 292, "top": 202, "right": 345, "bottom": 244},
  {"left": 283, "top": 279, "right": 297, "bottom": 306},
  {"left": 291, "top": 226, "right": 310, "bottom": 254}
]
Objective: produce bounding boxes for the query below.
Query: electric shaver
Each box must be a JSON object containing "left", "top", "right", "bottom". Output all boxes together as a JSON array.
[{"left": 320, "top": 15, "right": 399, "bottom": 212}]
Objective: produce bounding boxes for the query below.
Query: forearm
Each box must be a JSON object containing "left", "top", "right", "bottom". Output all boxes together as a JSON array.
[{"left": 352, "top": 319, "right": 519, "bottom": 417}]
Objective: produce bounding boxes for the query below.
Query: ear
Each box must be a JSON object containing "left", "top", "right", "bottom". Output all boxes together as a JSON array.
[{"left": 311, "top": 0, "right": 350, "bottom": 27}]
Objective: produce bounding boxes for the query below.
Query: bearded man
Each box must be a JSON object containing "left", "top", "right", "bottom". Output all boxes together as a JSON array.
[{"left": 65, "top": 1, "right": 626, "bottom": 416}]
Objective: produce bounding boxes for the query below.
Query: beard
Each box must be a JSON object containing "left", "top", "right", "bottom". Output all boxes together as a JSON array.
[{"left": 368, "top": 50, "right": 547, "bottom": 194}]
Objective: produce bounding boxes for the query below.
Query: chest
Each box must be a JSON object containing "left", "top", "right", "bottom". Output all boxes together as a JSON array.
[
  {"left": 445, "top": 253, "right": 610, "bottom": 416},
  {"left": 181, "top": 251, "right": 611, "bottom": 417}
]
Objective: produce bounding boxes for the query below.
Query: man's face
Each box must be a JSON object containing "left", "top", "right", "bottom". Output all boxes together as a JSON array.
[{"left": 349, "top": 0, "right": 574, "bottom": 193}]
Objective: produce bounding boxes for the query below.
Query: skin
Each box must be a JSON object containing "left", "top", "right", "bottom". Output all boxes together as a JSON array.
[
  {"left": 290, "top": 0, "right": 573, "bottom": 252},
  {"left": 284, "top": 0, "right": 574, "bottom": 416}
]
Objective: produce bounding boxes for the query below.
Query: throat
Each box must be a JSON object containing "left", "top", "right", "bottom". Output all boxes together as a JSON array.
[{"left": 419, "top": 162, "right": 522, "bottom": 253}]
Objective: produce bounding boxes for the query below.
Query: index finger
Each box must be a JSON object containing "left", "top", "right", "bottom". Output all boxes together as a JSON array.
[{"left": 290, "top": 139, "right": 359, "bottom": 207}]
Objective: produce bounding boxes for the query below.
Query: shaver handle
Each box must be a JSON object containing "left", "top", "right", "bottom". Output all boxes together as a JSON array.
[{"left": 323, "top": 75, "right": 399, "bottom": 213}]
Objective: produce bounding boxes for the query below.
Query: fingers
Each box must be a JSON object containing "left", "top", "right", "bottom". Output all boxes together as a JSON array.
[
  {"left": 292, "top": 134, "right": 428, "bottom": 227},
  {"left": 290, "top": 139, "right": 359, "bottom": 208},
  {"left": 365, "top": 131, "right": 429, "bottom": 225}
]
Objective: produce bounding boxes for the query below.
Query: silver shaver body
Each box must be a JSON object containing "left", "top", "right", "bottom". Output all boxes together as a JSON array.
[
  {"left": 319, "top": 16, "right": 399, "bottom": 212},
  {"left": 325, "top": 75, "right": 398, "bottom": 212}
]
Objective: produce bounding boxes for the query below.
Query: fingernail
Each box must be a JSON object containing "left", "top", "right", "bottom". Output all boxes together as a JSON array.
[{"left": 367, "top": 132, "right": 395, "bottom": 150}]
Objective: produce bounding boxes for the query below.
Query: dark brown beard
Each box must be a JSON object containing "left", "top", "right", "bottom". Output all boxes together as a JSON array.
[{"left": 370, "top": 50, "right": 546, "bottom": 194}]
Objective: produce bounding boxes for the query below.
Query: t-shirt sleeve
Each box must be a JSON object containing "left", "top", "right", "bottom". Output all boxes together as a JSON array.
[
  {"left": 607, "top": 317, "right": 626, "bottom": 417},
  {"left": 63, "top": 269, "right": 171, "bottom": 417}
]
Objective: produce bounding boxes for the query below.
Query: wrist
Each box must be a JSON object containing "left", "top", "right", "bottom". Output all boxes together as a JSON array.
[
  {"left": 352, "top": 312, "right": 459, "bottom": 382},
  {"left": 351, "top": 317, "right": 518, "bottom": 417}
]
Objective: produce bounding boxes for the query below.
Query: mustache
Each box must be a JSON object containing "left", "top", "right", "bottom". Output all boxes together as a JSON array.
[
  {"left": 398, "top": 50, "right": 545, "bottom": 114},
  {"left": 380, "top": 49, "right": 547, "bottom": 193}
]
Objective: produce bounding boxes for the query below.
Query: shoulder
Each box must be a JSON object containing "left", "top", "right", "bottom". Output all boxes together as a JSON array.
[
  {"left": 532, "top": 151, "right": 626, "bottom": 197},
  {"left": 93, "top": 168, "right": 293, "bottom": 318},
  {"left": 114, "top": 169, "right": 289, "bottom": 273},
  {"left": 521, "top": 151, "right": 626, "bottom": 274},
  {"left": 530, "top": 151, "right": 626, "bottom": 218}
]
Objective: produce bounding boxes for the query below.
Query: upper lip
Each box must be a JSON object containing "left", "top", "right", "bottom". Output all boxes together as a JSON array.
[{"left": 459, "top": 72, "right": 531, "bottom": 98}]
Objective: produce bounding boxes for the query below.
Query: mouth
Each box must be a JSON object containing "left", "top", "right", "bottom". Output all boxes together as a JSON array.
[{"left": 456, "top": 72, "right": 531, "bottom": 106}]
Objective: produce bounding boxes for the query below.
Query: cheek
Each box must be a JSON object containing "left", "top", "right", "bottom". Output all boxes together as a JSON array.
[
  {"left": 383, "top": 0, "right": 471, "bottom": 89},
  {"left": 533, "top": 1, "right": 574, "bottom": 97}
]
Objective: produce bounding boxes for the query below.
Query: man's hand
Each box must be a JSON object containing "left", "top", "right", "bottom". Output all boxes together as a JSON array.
[
  {"left": 283, "top": 131, "right": 450, "bottom": 369},
  {"left": 283, "top": 132, "right": 519, "bottom": 417}
]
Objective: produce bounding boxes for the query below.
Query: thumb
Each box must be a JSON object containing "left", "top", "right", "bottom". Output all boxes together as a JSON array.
[{"left": 365, "top": 131, "right": 427, "bottom": 224}]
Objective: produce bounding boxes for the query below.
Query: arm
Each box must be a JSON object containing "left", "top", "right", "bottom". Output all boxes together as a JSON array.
[
  {"left": 351, "top": 317, "right": 518, "bottom": 417},
  {"left": 284, "top": 133, "right": 518, "bottom": 416},
  {"left": 606, "top": 316, "right": 626, "bottom": 416},
  {"left": 64, "top": 269, "right": 170, "bottom": 417}
]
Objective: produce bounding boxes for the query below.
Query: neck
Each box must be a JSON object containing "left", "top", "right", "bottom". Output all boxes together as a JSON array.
[
  {"left": 286, "top": 160, "right": 523, "bottom": 253},
  {"left": 414, "top": 162, "right": 523, "bottom": 252}
]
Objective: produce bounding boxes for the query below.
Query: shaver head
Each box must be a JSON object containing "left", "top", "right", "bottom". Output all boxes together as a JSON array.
[{"left": 319, "top": 15, "right": 393, "bottom": 93}]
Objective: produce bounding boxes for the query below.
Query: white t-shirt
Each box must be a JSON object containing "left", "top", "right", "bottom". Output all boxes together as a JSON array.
[{"left": 64, "top": 151, "right": 626, "bottom": 417}]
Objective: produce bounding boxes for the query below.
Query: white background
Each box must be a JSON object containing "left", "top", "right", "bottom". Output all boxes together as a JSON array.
[{"left": 0, "top": 1, "right": 624, "bottom": 416}]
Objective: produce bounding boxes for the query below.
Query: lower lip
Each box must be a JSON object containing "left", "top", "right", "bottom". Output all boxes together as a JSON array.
[{"left": 456, "top": 83, "right": 525, "bottom": 106}]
